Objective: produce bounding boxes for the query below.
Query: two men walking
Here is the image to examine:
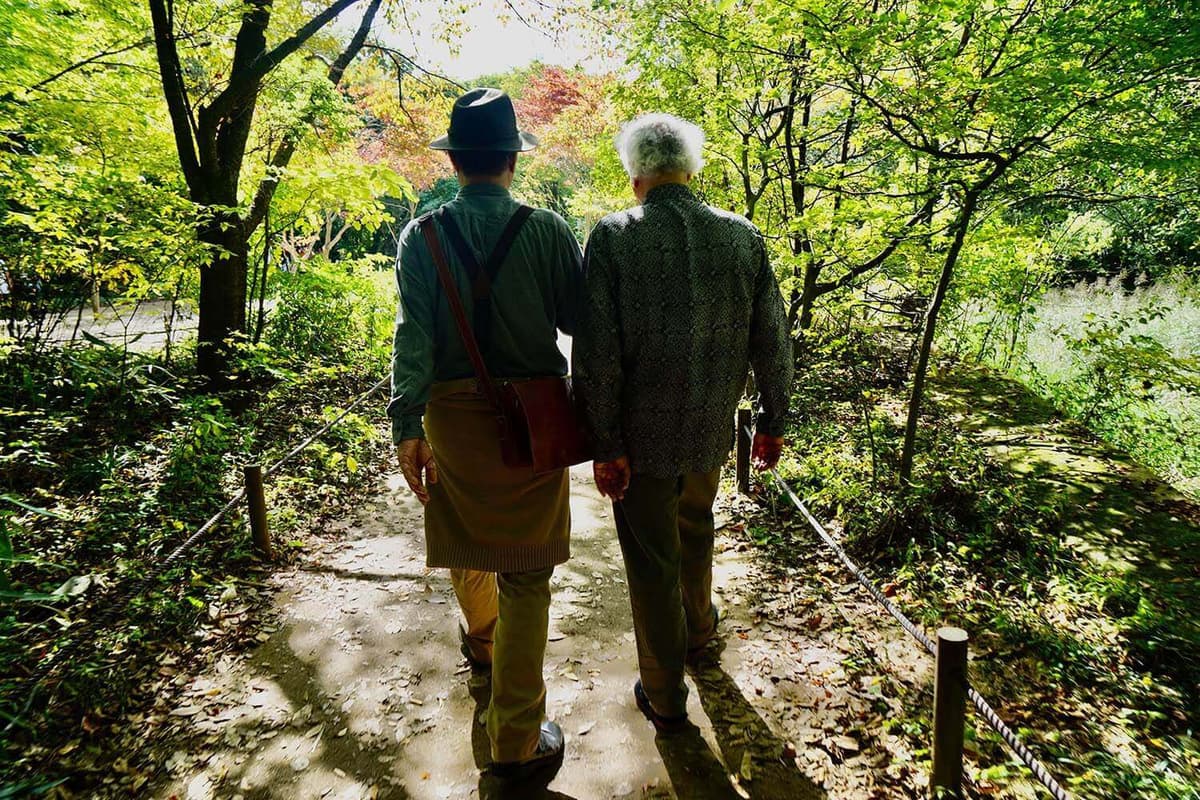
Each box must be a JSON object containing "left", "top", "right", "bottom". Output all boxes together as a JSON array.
[{"left": 387, "top": 89, "right": 792, "bottom": 784}]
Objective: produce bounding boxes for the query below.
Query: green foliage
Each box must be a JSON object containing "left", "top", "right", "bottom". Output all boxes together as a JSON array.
[
  {"left": 782, "top": 331, "right": 1067, "bottom": 570},
  {"left": 263, "top": 255, "right": 392, "bottom": 367},
  {"left": 0, "top": 334, "right": 388, "bottom": 780},
  {"left": 762, "top": 333, "right": 1198, "bottom": 797},
  {"left": 0, "top": 0, "right": 203, "bottom": 345},
  {"left": 159, "top": 398, "right": 236, "bottom": 511},
  {"left": 958, "top": 274, "right": 1200, "bottom": 498}
]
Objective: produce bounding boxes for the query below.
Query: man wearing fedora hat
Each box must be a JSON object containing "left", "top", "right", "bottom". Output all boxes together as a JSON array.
[{"left": 387, "top": 88, "right": 582, "bottom": 780}]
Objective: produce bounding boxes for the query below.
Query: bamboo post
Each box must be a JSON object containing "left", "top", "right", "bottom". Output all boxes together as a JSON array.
[
  {"left": 244, "top": 465, "right": 271, "bottom": 560},
  {"left": 932, "top": 626, "right": 969, "bottom": 798},
  {"left": 736, "top": 408, "right": 752, "bottom": 494}
]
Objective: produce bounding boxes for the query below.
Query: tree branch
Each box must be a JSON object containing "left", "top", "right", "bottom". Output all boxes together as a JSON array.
[
  {"left": 27, "top": 37, "right": 153, "bottom": 94},
  {"left": 148, "top": 0, "right": 202, "bottom": 193},
  {"left": 244, "top": 0, "right": 382, "bottom": 233},
  {"left": 815, "top": 191, "right": 940, "bottom": 294},
  {"left": 206, "top": 0, "right": 365, "bottom": 125},
  {"left": 362, "top": 45, "right": 467, "bottom": 90}
]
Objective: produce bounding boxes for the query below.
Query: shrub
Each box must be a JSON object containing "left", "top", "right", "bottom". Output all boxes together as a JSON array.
[{"left": 263, "top": 255, "right": 392, "bottom": 368}]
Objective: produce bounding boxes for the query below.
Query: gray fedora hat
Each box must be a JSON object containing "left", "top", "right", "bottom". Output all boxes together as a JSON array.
[{"left": 429, "top": 87, "right": 539, "bottom": 152}]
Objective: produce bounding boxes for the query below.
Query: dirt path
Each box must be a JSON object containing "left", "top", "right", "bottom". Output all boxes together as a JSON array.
[
  {"left": 4, "top": 300, "right": 199, "bottom": 351},
  {"left": 47, "top": 367, "right": 1200, "bottom": 798},
  {"left": 145, "top": 465, "right": 931, "bottom": 800}
]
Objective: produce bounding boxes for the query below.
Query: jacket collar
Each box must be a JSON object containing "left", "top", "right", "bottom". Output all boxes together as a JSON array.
[
  {"left": 456, "top": 183, "right": 512, "bottom": 200},
  {"left": 643, "top": 183, "right": 696, "bottom": 204}
]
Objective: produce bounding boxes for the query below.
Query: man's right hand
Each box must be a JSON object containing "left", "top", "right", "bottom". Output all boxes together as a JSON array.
[
  {"left": 397, "top": 438, "right": 438, "bottom": 505},
  {"left": 594, "top": 456, "right": 631, "bottom": 501}
]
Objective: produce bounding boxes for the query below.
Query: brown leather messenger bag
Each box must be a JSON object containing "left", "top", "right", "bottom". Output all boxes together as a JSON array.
[{"left": 418, "top": 206, "right": 591, "bottom": 475}]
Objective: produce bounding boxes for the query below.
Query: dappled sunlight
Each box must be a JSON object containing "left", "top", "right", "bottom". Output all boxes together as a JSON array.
[{"left": 149, "top": 466, "right": 862, "bottom": 798}]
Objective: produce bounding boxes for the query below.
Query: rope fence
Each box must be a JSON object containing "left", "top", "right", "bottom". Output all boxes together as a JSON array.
[
  {"left": 3, "top": 376, "right": 389, "bottom": 733},
  {"left": 6, "top": 380, "right": 1073, "bottom": 800},
  {"left": 737, "top": 411, "right": 1072, "bottom": 800}
]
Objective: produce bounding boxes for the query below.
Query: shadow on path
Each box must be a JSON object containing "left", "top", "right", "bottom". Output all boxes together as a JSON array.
[
  {"left": 688, "top": 663, "right": 827, "bottom": 800},
  {"left": 151, "top": 466, "right": 837, "bottom": 799},
  {"left": 654, "top": 724, "right": 741, "bottom": 800}
]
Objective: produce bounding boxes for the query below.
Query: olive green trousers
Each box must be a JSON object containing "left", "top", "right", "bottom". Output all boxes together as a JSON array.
[
  {"left": 450, "top": 566, "right": 553, "bottom": 763},
  {"left": 614, "top": 468, "right": 722, "bottom": 718}
]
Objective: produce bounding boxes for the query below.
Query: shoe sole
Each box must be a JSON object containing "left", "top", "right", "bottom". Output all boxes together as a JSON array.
[{"left": 488, "top": 747, "right": 565, "bottom": 781}]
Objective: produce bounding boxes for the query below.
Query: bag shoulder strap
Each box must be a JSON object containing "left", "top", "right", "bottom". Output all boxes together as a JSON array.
[
  {"left": 437, "top": 204, "right": 534, "bottom": 298},
  {"left": 434, "top": 208, "right": 482, "bottom": 287},
  {"left": 418, "top": 215, "right": 505, "bottom": 411}
]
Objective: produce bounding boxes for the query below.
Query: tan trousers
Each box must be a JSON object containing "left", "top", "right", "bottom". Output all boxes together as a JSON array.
[
  {"left": 614, "top": 468, "right": 722, "bottom": 718},
  {"left": 450, "top": 566, "right": 553, "bottom": 763}
]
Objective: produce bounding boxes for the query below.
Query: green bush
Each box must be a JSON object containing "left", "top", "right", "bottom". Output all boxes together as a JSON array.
[
  {"left": 158, "top": 396, "right": 236, "bottom": 511},
  {"left": 264, "top": 255, "right": 392, "bottom": 367}
]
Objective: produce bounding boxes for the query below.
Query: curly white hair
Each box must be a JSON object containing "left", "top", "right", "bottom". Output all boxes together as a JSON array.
[{"left": 614, "top": 113, "right": 705, "bottom": 178}]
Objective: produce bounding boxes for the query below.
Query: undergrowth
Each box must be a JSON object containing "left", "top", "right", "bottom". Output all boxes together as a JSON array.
[
  {"left": 756, "top": 326, "right": 1200, "bottom": 799},
  {"left": 0, "top": 261, "right": 394, "bottom": 787}
]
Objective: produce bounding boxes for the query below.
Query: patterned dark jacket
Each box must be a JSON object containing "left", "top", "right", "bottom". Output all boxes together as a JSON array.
[{"left": 573, "top": 183, "right": 794, "bottom": 478}]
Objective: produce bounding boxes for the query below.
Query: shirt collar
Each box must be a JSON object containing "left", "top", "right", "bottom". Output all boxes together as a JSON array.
[
  {"left": 456, "top": 183, "right": 512, "bottom": 200},
  {"left": 643, "top": 183, "right": 696, "bottom": 204}
]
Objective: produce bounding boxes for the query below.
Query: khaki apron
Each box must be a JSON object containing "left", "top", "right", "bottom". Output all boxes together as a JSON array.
[{"left": 423, "top": 378, "right": 570, "bottom": 572}]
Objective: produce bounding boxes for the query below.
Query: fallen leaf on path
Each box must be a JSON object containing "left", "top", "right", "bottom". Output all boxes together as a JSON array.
[
  {"left": 739, "top": 751, "right": 753, "bottom": 781},
  {"left": 186, "top": 774, "right": 214, "bottom": 800},
  {"left": 833, "top": 735, "right": 859, "bottom": 752}
]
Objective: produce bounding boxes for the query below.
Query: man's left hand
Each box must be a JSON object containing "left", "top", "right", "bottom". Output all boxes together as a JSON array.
[{"left": 752, "top": 434, "right": 784, "bottom": 471}]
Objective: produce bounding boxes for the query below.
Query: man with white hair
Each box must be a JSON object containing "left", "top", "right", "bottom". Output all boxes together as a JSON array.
[{"left": 574, "top": 113, "right": 793, "bottom": 731}]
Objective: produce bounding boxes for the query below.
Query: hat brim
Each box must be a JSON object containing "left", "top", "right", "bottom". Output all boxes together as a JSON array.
[{"left": 429, "top": 130, "right": 539, "bottom": 152}]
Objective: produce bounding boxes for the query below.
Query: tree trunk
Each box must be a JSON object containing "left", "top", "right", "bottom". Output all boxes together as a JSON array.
[
  {"left": 148, "top": 0, "right": 380, "bottom": 384},
  {"left": 196, "top": 213, "right": 249, "bottom": 381},
  {"left": 796, "top": 263, "right": 820, "bottom": 331},
  {"left": 898, "top": 186, "right": 982, "bottom": 484}
]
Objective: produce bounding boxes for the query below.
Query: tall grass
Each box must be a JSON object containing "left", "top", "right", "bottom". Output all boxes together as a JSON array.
[{"left": 975, "top": 274, "right": 1200, "bottom": 498}]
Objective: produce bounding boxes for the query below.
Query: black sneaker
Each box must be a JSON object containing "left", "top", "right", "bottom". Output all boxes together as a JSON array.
[
  {"left": 488, "top": 720, "right": 566, "bottom": 780},
  {"left": 634, "top": 680, "right": 690, "bottom": 734}
]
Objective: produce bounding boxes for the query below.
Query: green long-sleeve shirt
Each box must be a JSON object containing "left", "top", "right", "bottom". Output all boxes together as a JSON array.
[
  {"left": 573, "top": 183, "right": 794, "bottom": 478},
  {"left": 387, "top": 184, "right": 584, "bottom": 443}
]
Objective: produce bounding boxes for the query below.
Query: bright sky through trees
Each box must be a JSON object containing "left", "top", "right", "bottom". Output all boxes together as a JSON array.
[{"left": 376, "top": 0, "right": 608, "bottom": 80}]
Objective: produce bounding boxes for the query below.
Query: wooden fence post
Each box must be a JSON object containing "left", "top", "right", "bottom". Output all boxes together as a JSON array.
[
  {"left": 736, "top": 408, "right": 752, "bottom": 494},
  {"left": 244, "top": 465, "right": 271, "bottom": 560},
  {"left": 932, "top": 626, "right": 969, "bottom": 798}
]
